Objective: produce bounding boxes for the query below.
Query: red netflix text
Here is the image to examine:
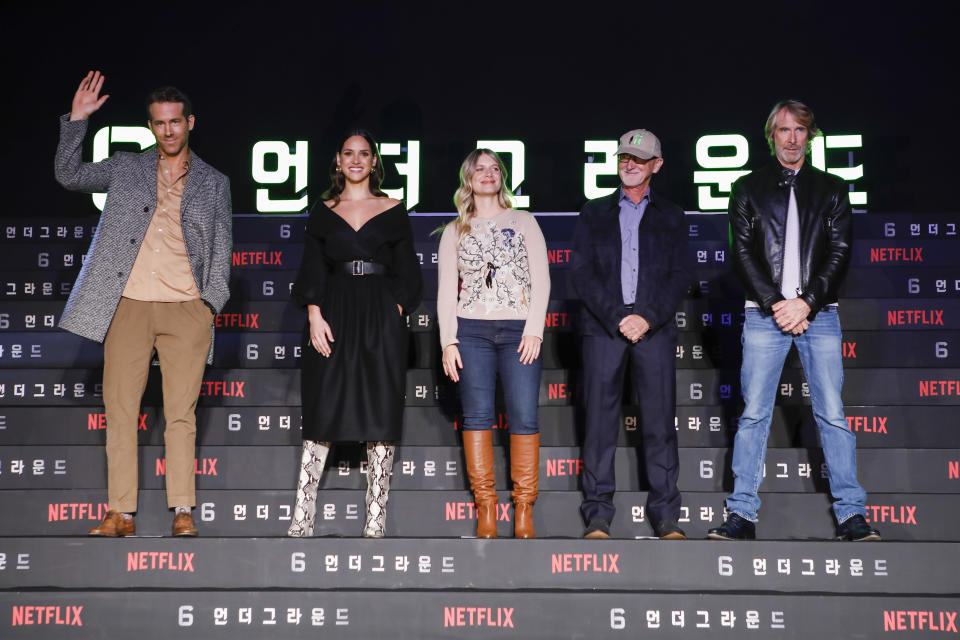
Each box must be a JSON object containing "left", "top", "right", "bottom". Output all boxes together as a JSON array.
[
  {"left": 883, "top": 610, "right": 957, "bottom": 632},
  {"left": 232, "top": 251, "right": 283, "bottom": 266},
  {"left": 444, "top": 502, "right": 511, "bottom": 522},
  {"left": 48, "top": 502, "right": 109, "bottom": 522},
  {"left": 846, "top": 416, "right": 888, "bottom": 434},
  {"left": 200, "top": 381, "right": 245, "bottom": 397},
  {"left": 87, "top": 412, "right": 147, "bottom": 430},
  {"left": 155, "top": 457, "right": 218, "bottom": 476},
  {"left": 870, "top": 247, "right": 923, "bottom": 262},
  {"left": 126, "top": 551, "right": 195, "bottom": 572},
  {"left": 887, "top": 310, "right": 943, "bottom": 326},
  {"left": 551, "top": 553, "right": 620, "bottom": 573},
  {"left": 443, "top": 607, "right": 514, "bottom": 628},
  {"left": 215, "top": 313, "right": 260, "bottom": 329},
  {"left": 865, "top": 505, "right": 917, "bottom": 525},
  {"left": 11, "top": 606, "right": 83, "bottom": 627}
]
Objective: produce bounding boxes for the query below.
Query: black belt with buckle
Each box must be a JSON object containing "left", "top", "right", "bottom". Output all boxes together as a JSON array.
[{"left": 335, "top": 260, "right": 388, "bottom": 276}]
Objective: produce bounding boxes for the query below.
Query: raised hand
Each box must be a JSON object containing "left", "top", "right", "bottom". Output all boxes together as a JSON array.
[{"left": 70, "top": 71, "right": 110, "bottom": 121}]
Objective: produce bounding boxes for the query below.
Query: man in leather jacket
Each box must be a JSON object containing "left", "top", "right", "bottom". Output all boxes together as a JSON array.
[{"left": 708, "top": 100, "right": 880, "bottom": 542}]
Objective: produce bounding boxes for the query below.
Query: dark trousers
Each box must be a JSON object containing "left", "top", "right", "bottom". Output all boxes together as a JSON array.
[{"left": 579, "top": 325, "right": 681, "bottom": 525}]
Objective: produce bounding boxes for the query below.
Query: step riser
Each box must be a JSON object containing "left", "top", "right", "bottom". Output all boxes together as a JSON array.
[
  {"left": 2, "top": 490, "right": 953, "bottom": 540},
  {"left": 1, "top": 538, "right": 954, "bottom": 593}
]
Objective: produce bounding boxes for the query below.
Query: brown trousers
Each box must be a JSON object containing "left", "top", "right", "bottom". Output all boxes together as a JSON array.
[{"left": 103, "top": 297, "right": 212, "bottom": 512}]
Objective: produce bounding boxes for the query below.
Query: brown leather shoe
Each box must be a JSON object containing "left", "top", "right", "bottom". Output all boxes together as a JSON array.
[
  {"left": 510, "top": 433, "right": 539, "bottom": 539},
  {"left": 172, "top": 512, "right": 199, "bottom": 537},
  {"left": 88, "top": 511, "right": 135, "bottom": 537},
  {"left": 463, "top": 430, "right": 497, "bottom": 538}
]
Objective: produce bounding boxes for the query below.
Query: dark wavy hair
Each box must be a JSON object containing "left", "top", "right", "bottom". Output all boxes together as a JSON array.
[
  {"left": 321, "top": 129, "right": 387, "bottom": 206},
  {"left": 145, "top": 86, "right": 192, "bottom": 119}
]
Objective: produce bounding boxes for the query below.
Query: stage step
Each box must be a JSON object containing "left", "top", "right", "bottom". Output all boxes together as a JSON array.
[
  {"left": 1, "top": 445, "right": 957, "bottom": 494},
  {"left": 3, "top": 590, "right": 958, "bottom": 639},
  {"left": 2, "top": 404, "right": 956, "bottom": 448},
  {"left": 2, "top": 490, "right": 954, "bottom": 540},
  {"left": 1, "top": 538, "right": 956, "bottom": 594}
]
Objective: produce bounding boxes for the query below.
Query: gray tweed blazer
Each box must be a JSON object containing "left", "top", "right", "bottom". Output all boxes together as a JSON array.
[{"left": 54, "top": 115, "right": 232, "bottom": 362}]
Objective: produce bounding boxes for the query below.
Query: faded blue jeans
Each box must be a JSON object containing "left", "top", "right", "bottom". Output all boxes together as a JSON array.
[
  {"left": 456, "top": 318, "right": 541, "bottom": 434},
  {"left": 726, "top": 307, "right": 867, "bottom": 524}
]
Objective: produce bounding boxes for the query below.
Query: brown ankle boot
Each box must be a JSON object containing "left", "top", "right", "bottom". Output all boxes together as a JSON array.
[
  {"left": 463, "top": 430, "right": 497, "bottom": 538},
  {"left": 510, "top": 433, "right": 539, "bottom": 538}
]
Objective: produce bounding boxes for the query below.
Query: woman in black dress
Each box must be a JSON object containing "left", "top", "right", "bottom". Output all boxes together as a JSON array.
[{"left": 288, "top": 130, "right": 422, "bottom": 537}]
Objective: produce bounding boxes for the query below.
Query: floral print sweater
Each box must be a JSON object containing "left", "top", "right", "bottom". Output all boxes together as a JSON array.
[{"left": 437, "top": 209, "right": 550, "bottom": 348}]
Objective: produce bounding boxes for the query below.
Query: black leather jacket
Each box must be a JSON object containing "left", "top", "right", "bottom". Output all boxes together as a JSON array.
[{"left": 729, "top": 160, "right": 852, "bottom": 319}]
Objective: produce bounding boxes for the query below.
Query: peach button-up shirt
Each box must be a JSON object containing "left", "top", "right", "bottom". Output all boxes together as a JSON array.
[{"left": 122, "top": 153, "right": 199, "bottom": 302}]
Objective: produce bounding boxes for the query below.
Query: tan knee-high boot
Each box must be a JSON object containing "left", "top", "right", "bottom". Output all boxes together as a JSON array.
[
  {"left": 510, "top": 433, "right": 539, "bottom": 539},
  {"left": 288, "top": 440, "right": 331, "bottom": 537},
  {"left": 463, "top": 430, "right": 497, "bottom": 538},
  {"left": 362, "top": 441, "right": 395, "bottom": 538}
]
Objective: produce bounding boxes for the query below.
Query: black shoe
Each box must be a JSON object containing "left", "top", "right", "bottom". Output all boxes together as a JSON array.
[
  {"left": 707, "top": 513, "right": 756, "bottom": 540},
  {"left": 837, "top": 514, "right": 881, "bottom": 541},
  {"left": 584, "top": 518, "right": 611, "bottom": 539},
  {"left": 653, "top": 519, "right": 686, "bottom": 540}
]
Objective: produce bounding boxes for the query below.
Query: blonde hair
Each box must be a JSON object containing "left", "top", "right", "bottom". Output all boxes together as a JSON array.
[{"left": 450, "top": 149, "right": 514, "bottom": 244}]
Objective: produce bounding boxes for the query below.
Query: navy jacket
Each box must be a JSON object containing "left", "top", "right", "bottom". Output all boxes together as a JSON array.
[{"left": 571, "top": 189, "right": 690, "bottom": 338}]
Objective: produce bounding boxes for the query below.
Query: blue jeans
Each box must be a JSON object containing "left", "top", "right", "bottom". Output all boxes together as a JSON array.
[
  {"left": 726, "top": 307, "right": 867, "bottom": 524},
  {"left": 456, "top": 318, "right": 541, "bottom": 434}
]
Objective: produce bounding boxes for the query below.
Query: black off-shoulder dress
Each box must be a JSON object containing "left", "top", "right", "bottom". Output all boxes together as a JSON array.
[{"left": 292, "top": 202, "right": 423, "bottom": 442}]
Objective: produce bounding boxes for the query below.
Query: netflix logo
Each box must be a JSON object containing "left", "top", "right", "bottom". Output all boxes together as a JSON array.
[
  {"left": 887, "top": 309, "right": 944, "bottom": 326},
  {"left": 546, "top": 458, "right": 582, "bottom": 477},
  {"left": 11, "top": 605, "right": 83, "bottom": 627},
  {"left": 443, "top": 606, "right": 514, "bottom": 628},
  {"left": 48, "top": 502, "right": 109, "bottom": 522},
  {"left": 869, "top": 247, "right": 924, "bottom": 262},
  {"left": 215, "top": 313, "right": 260, "bottom": 329},
  {"left": 918, "top": 380, "right": 960, "bottom": 397},
  {"left": 200, "top": 381, "right": 245, "bottom": 397},
  {"left": 155, "top": 457, "right": 218, "bottom": 476},
  {"left": 845, "top": 415, "right": 888, "bottom": 434},
  {"left": 547, "top": 249, "right": 572, "bottom": 264},
  {"left": 883, "top": 610, "right": 957, "bottom": 632},
  {"left": 543, "top": 312, "right": 571, "bottom": 328},
  {"left": 865, "top": 505, "right": 917, "bottom": 525},
  {"left": 232, "top": 250, "right": 284, "bottom": 266},
  {"left": 87, "top": 412, "right": 147, "bottom": 431},
  {"left": 551, "top": 553, "right": 620, "bottom": 573},
  {"left": 444, "top": 502, "right": 511, "bottom": 521},
  {"left": 126, "top": 551, "right": 195, "bottom": 572},
  {"left": 547, "top": 383, "right": 571, "bottom": 400}
]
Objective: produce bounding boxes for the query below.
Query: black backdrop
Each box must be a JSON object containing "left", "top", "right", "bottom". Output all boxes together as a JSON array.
[{"left": 1, "top": 2, "right": 953, "bottom": 215}]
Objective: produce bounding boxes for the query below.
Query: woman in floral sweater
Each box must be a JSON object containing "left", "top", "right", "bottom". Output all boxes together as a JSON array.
[{"left": 437, "top": 149, "right": 550, "bottom": 538}]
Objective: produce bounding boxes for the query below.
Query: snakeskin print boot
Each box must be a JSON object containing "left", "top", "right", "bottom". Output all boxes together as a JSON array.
[
  {"left": 287, "top": 439, "right": 330, "bottom": 537},
  {"left": 362, "top": 441, "right": 395, "bottom": 538}
]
